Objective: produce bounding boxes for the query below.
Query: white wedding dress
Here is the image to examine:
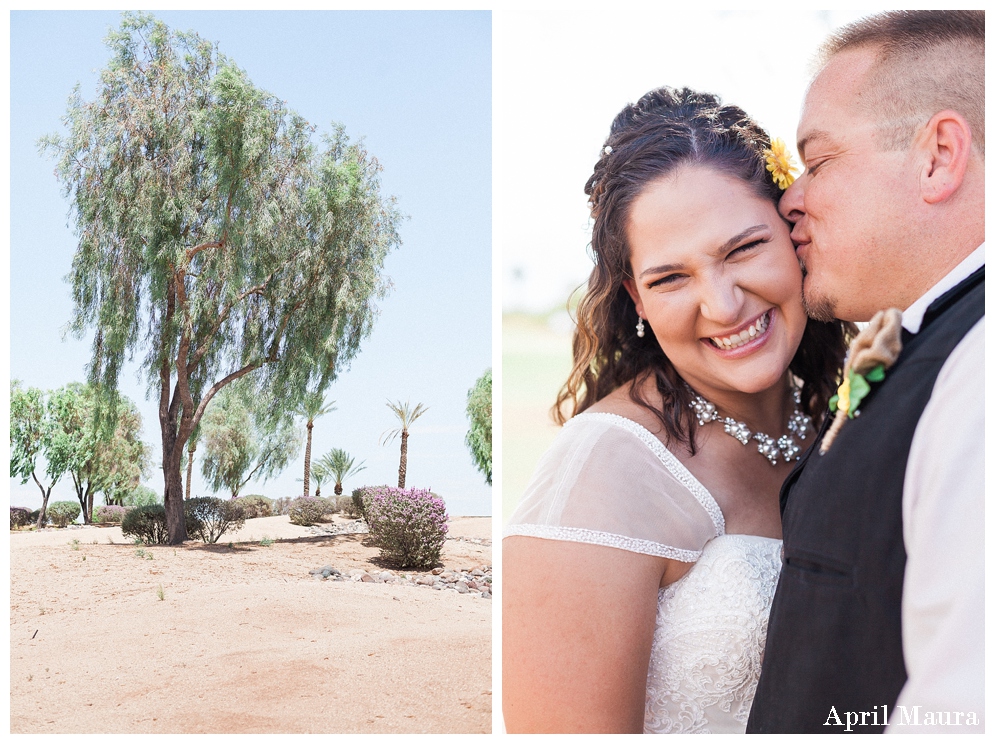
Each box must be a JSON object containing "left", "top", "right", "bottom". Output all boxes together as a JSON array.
[{"left": 505, "top": 412, "right": 782, "bottom": 734}]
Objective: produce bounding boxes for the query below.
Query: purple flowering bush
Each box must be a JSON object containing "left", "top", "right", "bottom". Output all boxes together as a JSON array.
[
  {"left": 288, "top": 496, "right": 326, "bottom": 526},
  {"left": 94, "top": 505, "right": 129, "bottom": 524},
  {"left": 363, "top": 486, "right": 448, "bottom": 568}
]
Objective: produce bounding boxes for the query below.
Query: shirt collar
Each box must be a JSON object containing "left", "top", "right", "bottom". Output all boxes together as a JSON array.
[{"left": 901, "top": 244, "right": 986, "bottom": 333}]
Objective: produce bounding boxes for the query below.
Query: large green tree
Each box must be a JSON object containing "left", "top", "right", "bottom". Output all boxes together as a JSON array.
[
  {"left": 42, "top": 14, "right": 401, "bottom": 543},
  {"left": 199, "top": 381, "right": 301, "bottom": 499},
  {"left": 465, "top": 368, "right": 492, "bottom": 485},
  {"left": 10, "top": 381, "right": 64, "bottom": 528},
  {"left": 381, "top": 400, "right": 428, "bottom": 489},
  {"left": 47, "top": 383, "right": 150, "bottom": 523}
]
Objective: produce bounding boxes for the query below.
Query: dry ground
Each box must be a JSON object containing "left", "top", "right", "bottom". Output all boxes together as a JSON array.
[{"left": 10, "top": 515, "right": 492, "bottom": 734}]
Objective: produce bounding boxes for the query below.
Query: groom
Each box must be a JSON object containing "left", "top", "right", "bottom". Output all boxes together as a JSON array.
[{"left": 748, "top": 11, "right": 984, "bottom": 734}]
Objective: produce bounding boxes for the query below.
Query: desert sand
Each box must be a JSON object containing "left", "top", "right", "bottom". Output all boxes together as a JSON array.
[{"left": 9, "top": 515, "right": 492, "bottom": 734}]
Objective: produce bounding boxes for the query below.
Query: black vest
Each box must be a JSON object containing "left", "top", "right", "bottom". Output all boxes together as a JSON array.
[{"left": 747, "top": 268, "right": 984, "bottom": 733}]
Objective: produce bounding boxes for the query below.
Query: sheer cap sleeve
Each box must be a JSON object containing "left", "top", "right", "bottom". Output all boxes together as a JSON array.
[{"left": 505, "top": 413, "right": 724, "bottom": 562}]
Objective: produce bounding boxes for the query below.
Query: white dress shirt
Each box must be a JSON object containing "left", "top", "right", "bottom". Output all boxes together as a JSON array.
[{"left": 885, "top": 245, "right": 985, "bottom": 733}]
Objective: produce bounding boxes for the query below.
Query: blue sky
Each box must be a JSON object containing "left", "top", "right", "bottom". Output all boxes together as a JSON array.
[{"left": 9, "top": 11, "right": 493, "bottom": 515}]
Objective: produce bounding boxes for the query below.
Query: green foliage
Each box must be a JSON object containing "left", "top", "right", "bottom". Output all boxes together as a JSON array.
[
  {"left": 337, "top": 495, "right": 360, "bottom": 517},
  {"left": 238, "top": 495, "right": 273, "bottom": 519},
  {"left": 316, "top": 448, "right": 367, "bottom": 497},
  {"left": 351, "top": 487, "right": 371, "bottom": 519},
  {"left": 121, "top": 505, "right": 169, "bottom": 545},
  {"left": 122, "top": 485, "right": 161, "bottom": 508},
  {"left": 465, "top": 368, "right": 492, "bottom": 485},
  {"left": 288, "top": 496, "right": 326, "bottom": 526},
  {"left": 10, "top": 381, "right": 63, "bottom": 526},
  {"left": 184, "top": 497, "right": 246, "bottom": 544},
  {"left": 10, "top": 507, "right": 33, "bottom": 529},
  {"left": 47, "top": 501, "right": 82, "bottom": 528},
  {"left": 364, "top": 486, "right": 448, "bottom": 568},
  {"left": 45, "top": 383, "right": 150, "bottom": 523},
  {"left": 40, "top": 12, "right": 403, "bottom": 543},
  {"left": 272, "top": 496, "right": 293, "bottom": 516},
  {"left": 200, "top": 380, "right": 300, "bottom": 498}
]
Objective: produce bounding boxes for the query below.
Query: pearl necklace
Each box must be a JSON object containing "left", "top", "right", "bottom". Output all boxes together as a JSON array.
[{"left": 686, "top": 384, "right": 812, "bottom": 466}]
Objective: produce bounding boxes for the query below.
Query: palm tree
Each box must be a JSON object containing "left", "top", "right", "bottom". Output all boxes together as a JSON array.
[
  {"left": 317, "top": 448, "right": 367, "bottom": 496},
  {"left": 380, "top": 400, "right": 428, "bottom": 488},
  {"left": 294, "top": 392, "right": 336, "bottom": 498},
  {"left": 310, "top": 462, "right": 327, "bottom": 498}
]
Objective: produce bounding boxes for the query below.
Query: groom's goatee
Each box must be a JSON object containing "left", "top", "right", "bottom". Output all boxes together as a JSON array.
[{"left": 799, "top": 265, "right": 838, "bottom": 323}]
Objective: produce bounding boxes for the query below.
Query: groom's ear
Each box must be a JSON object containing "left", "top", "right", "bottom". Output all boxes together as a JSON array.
[
  {"left": 917, "top": 110, "right": 973, "bottom": 204},
  {"left": 622, "top": 278, "right": 644, "bottom": 319}
]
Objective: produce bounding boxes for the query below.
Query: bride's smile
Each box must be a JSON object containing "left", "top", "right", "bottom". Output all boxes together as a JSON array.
[{"left": 623, "top": 166, "right": 808, "bottom": 407}]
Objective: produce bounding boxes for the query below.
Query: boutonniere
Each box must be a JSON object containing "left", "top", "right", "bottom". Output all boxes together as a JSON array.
[{"left": 820, "top": 308, "right": 903, "bottom": 455}]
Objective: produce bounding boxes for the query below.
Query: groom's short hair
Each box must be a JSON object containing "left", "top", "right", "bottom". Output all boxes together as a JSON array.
[{"left": 816, "top": 10, "right": 984, "bottom": 155}]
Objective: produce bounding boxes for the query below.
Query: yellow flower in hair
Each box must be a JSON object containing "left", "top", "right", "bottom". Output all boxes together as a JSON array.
[{"left": 764, "top": 138, "right": 798, "bottom": 190}]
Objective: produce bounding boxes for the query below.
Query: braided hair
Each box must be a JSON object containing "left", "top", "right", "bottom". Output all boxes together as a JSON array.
[{"left": 554, "top": 87, "right": 853, "bottom": 452}]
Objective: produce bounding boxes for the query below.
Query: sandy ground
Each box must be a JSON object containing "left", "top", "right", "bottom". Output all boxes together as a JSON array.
[{"left": 9, "top": 515, "right": 492, "bottom": 734}]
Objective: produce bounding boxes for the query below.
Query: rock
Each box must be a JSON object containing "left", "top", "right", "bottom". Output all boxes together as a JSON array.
[
  {"left": 359, "top": 572, "right": 375, "bottom": 582},
  {"left": 431, "top": 567, "right": 444, "bottom": 576},
  {"left": 455, "top": 581, "right": 469, "bottom": 594}
]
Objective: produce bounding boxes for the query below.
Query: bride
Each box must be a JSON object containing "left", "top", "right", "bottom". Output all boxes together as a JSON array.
[{"left": 503, "top": 87, "right": 853, "bottom": 733}]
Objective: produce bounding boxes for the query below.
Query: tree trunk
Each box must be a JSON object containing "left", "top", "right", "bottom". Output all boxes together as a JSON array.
[
  {"left": 315, "top": 485, "right": 321, "bottom": 498},
  {"left": 164, "top": 462, "right": 186, "bottom": 544},
  {"left": 334, "top": 482, "right": 342, "bottom": 496},
  {"left": 398, "top": 429, "right": 408, "bottom": 488},
  {"left": 185, "top": 442, "right": 196, "bottom": 500},
  {"left": 32, "top": 472, "right": 52, "bottom": 529},
  {"left": 303, "top": 420, "right": 313, "bottom": 497},
  {"left": 85, "top": 483, "right": 95, "bottom": 524}
]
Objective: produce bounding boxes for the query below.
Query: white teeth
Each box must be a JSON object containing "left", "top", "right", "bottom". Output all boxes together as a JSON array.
[{"left": 710, "top": 312, "right": 769, "bottom": 350}]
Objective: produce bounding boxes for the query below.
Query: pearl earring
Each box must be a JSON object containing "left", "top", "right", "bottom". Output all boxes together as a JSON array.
[{"left": 636, "top": 317, "right": 645, "bottom": 338}]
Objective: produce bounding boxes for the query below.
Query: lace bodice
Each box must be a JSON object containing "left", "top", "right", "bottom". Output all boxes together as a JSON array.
[
  {"left": 505, "top": 412, "right": 783, "bottom": 734},
  {"left": 645, "top": 534, "right": 781, "bottom": 733}
]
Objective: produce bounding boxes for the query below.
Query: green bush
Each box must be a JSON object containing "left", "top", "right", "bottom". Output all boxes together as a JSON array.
[
  {"left": 321, "top": 496, "right": 339, "bottom": 516},
  {"left": 364, "top": 486, "right": 448, "bottom": 568},
  {"left": 238, "top": 495, "right": 273, "bottom": 519},
  {"left": 185, "top": 497, "right": 246, "bottom": 544},
  {"left": 48, "top": 501, "right": 82, "bottom": 528},
  {"left": 10, "top": 507, "right": 33, "bottom": 529},
  {"left": 288, "top": 496, "right": 325, "bottom": 526},
  {"left": 337, "top": 495, "right": 360, "bottom": 517},
  {"left": 29, "top": 509, "right": 44, "bottom": 526},
  {"left": 351, "top": 487, "right": 371, "bottom": 519},
  {"left": 121, "top": 504, "right": 169, "bottom": 544},
  {"left": 122, "top": 484, "right": 161, "bottom": 507}
]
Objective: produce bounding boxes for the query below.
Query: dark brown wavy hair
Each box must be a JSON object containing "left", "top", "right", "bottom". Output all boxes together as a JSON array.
[{"left": 554, "top": 86, "right": 855, "bottom": 453}]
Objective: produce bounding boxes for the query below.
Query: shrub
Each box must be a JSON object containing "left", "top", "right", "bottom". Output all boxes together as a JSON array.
[
  {"left": 48, "top": 501, "right": 82, "bottom": 528},
  {"left": 288, "top": 496, "right": 326, "bottom": 526},
  {"left": 122, "top": 484, "right": 161, "bottom": 507},
  {"left": 337, "top": 495, "right": 360, "bottom": 517},
  {"left": 93, "top": 505, "right": 129, "bottom": 524},
  {"left": 364, "top": 486, "right": 448, "bottom": 568},
  {"left": 238, "top": 495, "right": 273, "bottom": 520},
  {"left": 10, "top": 507, "right": 33, "bottom": 529},
  {"left": 184, "top": 497, "right": 246, "bottom": 544},
  {"left": 351, "top": 487, "right": 371, "bottom": 519},
  {"left": 29, "top": 509, "right": 44, "bottom": 526},
  {"left": 321, "top": 496, "right": 339, "bottom": 516},
  {"left": 121, "top": 504, "right": 169, "bottom": 545}
]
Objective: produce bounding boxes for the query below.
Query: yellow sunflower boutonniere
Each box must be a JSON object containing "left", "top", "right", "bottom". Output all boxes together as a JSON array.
[{"left": 764, "top": 138, "right": 798, "bottom": 190}]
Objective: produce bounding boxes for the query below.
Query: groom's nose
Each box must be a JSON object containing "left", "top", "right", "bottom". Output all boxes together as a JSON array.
[{"left": 778, "top": 177, "right": 805, "bottom": 224}]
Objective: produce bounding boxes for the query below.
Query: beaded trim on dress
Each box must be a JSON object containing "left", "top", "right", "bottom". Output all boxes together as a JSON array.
[{"left": 504, "top": 412, "right": 726, "bottom": 560}]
